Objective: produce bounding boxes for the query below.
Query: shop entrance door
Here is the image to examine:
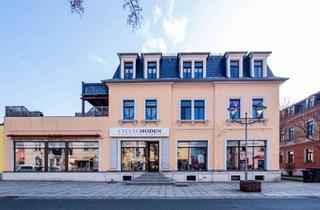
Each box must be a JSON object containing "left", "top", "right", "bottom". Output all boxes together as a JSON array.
[{"left": 147, "top": 142, "right": 159, "bottom": 172}]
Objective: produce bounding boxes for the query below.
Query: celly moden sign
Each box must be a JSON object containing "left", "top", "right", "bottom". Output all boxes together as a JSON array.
[{"left": 109, "top": 128, "right": 169, "bottom": 137}]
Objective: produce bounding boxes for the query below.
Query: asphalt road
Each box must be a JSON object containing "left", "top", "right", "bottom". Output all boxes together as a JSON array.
[{"left": 0, "top": 198, "right": 319, "bottom": 210}]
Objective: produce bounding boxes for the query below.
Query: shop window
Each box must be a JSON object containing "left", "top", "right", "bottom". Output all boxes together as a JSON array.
[
  {"left": 68, "top": 142, "right": 99, "bottom": 172},
  {"left": 48, "top": 142, "right": 66, "bottom": 172},
  {"left": 15, "top": 142, "right": 45, "bottom": 172},
  {"left": 177, "top": 141, "right": 207, "bottom": 171},
  {"left": 121, "top": 141, "right": 147, "bottom": 171},
  {"left": 227, "top": 140, "right": 266, "bottom": 171}
]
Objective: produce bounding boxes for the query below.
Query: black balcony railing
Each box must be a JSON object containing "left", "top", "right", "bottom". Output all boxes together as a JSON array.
[
  {"left": 82, "top": 82, "right": 108, "bottom": 95},
  {"left": 5, "top": 106, "right": 43, "bottom": 117},
  {"left": 75, "top": 106, "right": 108, "bottom": 117}
]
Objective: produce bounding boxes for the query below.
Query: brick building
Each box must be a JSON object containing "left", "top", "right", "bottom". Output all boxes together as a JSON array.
[{"left": 280, "top": 91, "right": 320, "bottom": 176}]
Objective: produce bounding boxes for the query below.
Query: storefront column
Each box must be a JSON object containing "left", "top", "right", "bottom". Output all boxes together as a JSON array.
[
  {"left": 161, "top": 138, "right": 170, "bottom": 170},
  {"left": 109, "top": 139, "right": 119, "bottom": 171}
]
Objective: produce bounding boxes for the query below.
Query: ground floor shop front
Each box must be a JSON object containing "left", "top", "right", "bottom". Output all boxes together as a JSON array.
[{"left": 2, "top": 126, "right": 280, "bottom": 182}]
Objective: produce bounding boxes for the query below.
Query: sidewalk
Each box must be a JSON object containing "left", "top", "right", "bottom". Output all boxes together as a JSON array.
[{"left": 0, "top": 181, "right": 319, "bottom": 199}]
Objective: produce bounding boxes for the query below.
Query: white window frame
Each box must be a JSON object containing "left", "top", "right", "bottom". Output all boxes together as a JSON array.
[
  {"left": 287, "top": 151, "right": 294, "bottom": 164},
  {"left": 144, "top": 98, "right": 158, "bottom": 121},
  {"left": 251, "top": 97, "right": 267, "bottom": 119},
  {"left": 304, "top": 148, "right": 314, "bottom": 163},
  {"left": 121, "top": 99, "right": 136, "bottom": 121}
]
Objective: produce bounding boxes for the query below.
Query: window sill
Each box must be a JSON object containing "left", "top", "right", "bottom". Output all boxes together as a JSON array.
[
  {"left": 142, "top": 119, "right": 160, "bottom": 125},
  {"left": 119, "top": 119, "right": 138, "bottom": 125},
  {"left": 177, "top": 119, "right": 209, "bottom": 127}
]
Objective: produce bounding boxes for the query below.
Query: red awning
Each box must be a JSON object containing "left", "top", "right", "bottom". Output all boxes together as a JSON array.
[{"left": 7, "top": 134, "right": 100, "bottom": 138}]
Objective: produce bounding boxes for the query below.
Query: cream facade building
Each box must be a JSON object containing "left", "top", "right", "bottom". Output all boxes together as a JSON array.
[{"left": 3, "top": 52, "right": 287, "bottom": 182}]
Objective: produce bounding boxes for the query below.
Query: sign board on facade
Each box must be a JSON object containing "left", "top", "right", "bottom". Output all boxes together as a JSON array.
[{"left": 109, "top": 128, "right": 169, "bottom": 137}]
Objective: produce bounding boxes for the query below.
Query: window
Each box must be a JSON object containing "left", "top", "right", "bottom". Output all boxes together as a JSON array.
[
  {"left": 288, "top": 128, "right": 295, "bottom": 141},
  {"left": 180, "top": 100, "right": 191, "bottom": 120},
  {"left": 305, "top": 148, "right": 314, "bottom": 163},
  {"left": 194, "top": 62, "right": 203, "bottom": 79},
  {"left": 123, "top": 100, "right": 135, "bottom": 120},
  {"left": 124, "top": 62, "right": 134, "bottom": 79},
  {"left": 183, "top": 62, "right": 192, "bottom": 79},
  {"left": 48, "top": 142, "right": 66, "bottom": 171},
  {"left": 147, "top": 62, "right": 157, "bottom": 79},
  {"left": 252, "top": 98, "right": 264, "bottom": 119},
  {"left": 287, "top": 151, "right": 294, "bottom": 163},
  {"left": 15, "top": 142, "right": 45, "bottom": 172},
  {"left": 254, "top": 60, "right": 263, "bottom": 78},
  {"left": 229, "top": 99, "right": 241, "bottom": 119},
  {"left": 121, "top": 141, "right": 146, "bottom": 171},
  {"left": 145, "top": 99, "right": 157, "bottom": 120},
  {"left": 306, "top": 120, "right": 314, "bottom": 137},
  {"left": 194, "top": 100, "right": 205, "bottom": 120},
  {"left": 307, "top": 97, "right": 315, "bottom": 109},
  {"left": 14, "top": 141, "right": 99, "bottom": 172},
  {"left": 177, "top": 141, "right": 207, "bottom": 171},
  {"left": 227, "top": 140, "right": 266, "bottom": 171},
  {"left": 280, "top": 130, "right": 286, "bottom": 141},
  {"left": 230, "top": 60, "right": 239, "bottom": 78},
  {"left": 279, "top": 153, "right": 284, "bottom": 164},
  {"left": 288, "top": 106, "right": 295, "bottom": 116}
]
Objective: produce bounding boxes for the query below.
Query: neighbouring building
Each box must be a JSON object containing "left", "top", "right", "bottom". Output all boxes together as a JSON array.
[
  {"left": 0, "top": 123, "right": 3, "bottom": 173},
  {"left": 280, "top": 91, "right": 320, "bottom": 176},
  {"left": 3, "top": 51, "right": 287, "bottom": 182}
]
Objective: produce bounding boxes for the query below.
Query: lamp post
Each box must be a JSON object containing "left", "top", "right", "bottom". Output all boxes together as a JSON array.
[{"left": 228, "top": 101, "right": 267, "bottom": 181}]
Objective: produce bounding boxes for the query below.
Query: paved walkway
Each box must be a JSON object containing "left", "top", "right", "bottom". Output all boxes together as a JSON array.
[{"left": 0, "top": 181, "right": 319, "bottom": 199}]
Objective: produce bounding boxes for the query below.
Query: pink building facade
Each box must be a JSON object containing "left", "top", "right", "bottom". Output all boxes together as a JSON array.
[{"left": 3, "top": 52, "right": 287, "bottom": 182}]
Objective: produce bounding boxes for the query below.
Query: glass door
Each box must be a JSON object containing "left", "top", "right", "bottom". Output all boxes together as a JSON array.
[{"left": 147, "top": 142, "right": 159, "bottom": 172}]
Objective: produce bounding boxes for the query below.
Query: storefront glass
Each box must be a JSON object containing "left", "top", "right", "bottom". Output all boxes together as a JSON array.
[
  {"left": 121, "top": 141, "right": 146, "bottom": 171},
  {"left": 14, "top": 141, "right": 99, "bottom": 172},
  {"left": 227, "top": 140, "right": 266, "bottom": 171},
  {"left": 15, "top": 142, "right": 45, "bottom": 172},
  {"left": 177, "top": 141, "right": 207, "bottom": 171}
]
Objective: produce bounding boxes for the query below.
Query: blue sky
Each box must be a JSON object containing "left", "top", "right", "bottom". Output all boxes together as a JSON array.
[{"left": 1, "top": 0, "right": 320, "bottom": 122}]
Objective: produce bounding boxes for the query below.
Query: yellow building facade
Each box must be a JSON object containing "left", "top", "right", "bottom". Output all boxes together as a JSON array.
[{"left": 2, "top": 52, "right": 287, "bottom": 182}]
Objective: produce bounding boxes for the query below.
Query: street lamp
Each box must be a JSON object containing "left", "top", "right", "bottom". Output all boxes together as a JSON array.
[{"left": 228, "top": 102, "right": 267, "bottom": 181}]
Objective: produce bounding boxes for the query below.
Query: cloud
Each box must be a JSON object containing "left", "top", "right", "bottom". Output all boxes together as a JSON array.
[
  {"left": 88, "top": 54, "right": 108, "bottom": 65},
  {"left": 162, "top": 0, "right": 188, "bottom": 45},
  {"left": 142, "top": 37, "right": 167, "bottom": 52},
  {"left": 163, "top": 17, "right": 188, "bottom": 45},
  {"left": 153, "top": 6, "right": 162, "bottom": 23}
]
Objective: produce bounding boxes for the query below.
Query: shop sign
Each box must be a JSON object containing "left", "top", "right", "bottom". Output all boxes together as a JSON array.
[{"left": 110, "top": 128, "right": 169, "bottom": 137}]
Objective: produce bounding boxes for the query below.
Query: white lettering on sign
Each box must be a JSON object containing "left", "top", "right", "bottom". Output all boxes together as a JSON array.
[{"left": 109, "top": 128, "right": 169, "bottom": 137}]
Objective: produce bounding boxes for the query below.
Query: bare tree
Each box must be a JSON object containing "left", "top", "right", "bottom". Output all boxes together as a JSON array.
[
  {"left": 70, "top": 0, "right": 84, "bottom": 16},
  {"left": 123, "top": 0, "right": 143, "bottom": 31},
  {"left": 292, "top": 108, "right": 320, "bottom": 149},
  {"left": 69, "top": 0, "right": 143, "bottom": 31}
]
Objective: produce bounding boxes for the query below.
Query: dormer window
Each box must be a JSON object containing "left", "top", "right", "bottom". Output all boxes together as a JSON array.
[
  {"left": 288, "top": 106, "right": 295, "bottom": 116},
  {"left": 178, "top": 52, "right": 209, "bottom": 79},
  {"left": 183, "top": 62, "right": 192, "bottom": 79},
  {"left": 306, "top": 97, "right": 314, "bottom": 109},
  {"left": 230, "top": 60, "right": 240, "bottom": 78},
  {"left": 147, "top": 62, "right": 157, "bottom": 79},
  {"left": 225, "top": 52, "right": 246, "bottom": 78},
  {"left": 194, "top": 62, "right": 203, "bottom": 79},
  {"left": 248, "top": 52, "right": 271, "bottom": 78},
  {"left": 254, "top": 60, "right": 263, "bottom": 78},
  {"left": 124, "top": 62, "right": 134, "bottom": 79}
]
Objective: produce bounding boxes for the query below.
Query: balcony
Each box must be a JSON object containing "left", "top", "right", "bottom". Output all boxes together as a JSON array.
[
  {"left": 82, "top": 82, "right": 108, "bottom": 95},
  {"left": 5, "top": 106, "right": 43, "bottom": 117},
  {"left": 76, "top": 106, "right": 108, "bottom": 117}
]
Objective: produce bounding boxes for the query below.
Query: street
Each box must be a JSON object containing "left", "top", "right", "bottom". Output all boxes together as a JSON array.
[{"left": 0, "top": 198, "right": 319, "bottom": 210}]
